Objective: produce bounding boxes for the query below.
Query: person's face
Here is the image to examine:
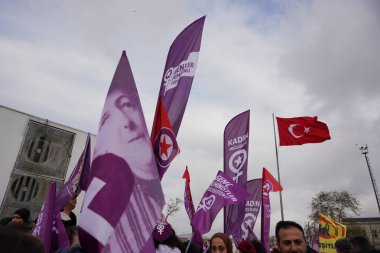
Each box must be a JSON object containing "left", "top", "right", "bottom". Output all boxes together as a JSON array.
[
  {"left": 211, "top": 237, "right": 227, "bottom": 253},
  {"left": 11, "top": 214, "right": 24, "bottom": 224},
  {"left": 277, "top": 227, "right": 307, "bottom": 253},
  {"left": 95, "top": 90, "right": 155, "bottom": 179}
]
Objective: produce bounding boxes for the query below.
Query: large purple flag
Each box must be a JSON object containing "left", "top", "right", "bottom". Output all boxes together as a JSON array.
[
  {"left": 191, "top": 171, "right": 249, "bottom": 234},
  {"left": 78, "top": 51, "right": 165, "bottom": 253},
  {"left": 151, "top": 16, "right": 205, "bottom": 179},
  {"left": 223, "top": 110, "right": 250, "bottom": 238},
  {"left": 56, "top": 134, "right": 91, "bottom": 211},
  {"left": 33, "top": 182, "right": 70, "bottom": 253},
  {"left": 238, "top": 179, "right": 262, "bottom": 243}
]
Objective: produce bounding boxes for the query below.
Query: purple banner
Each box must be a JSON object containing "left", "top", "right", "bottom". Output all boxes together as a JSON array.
[
  {"left": 151, "top": 16, "right": 205, "bottom": 179},
  {"left": 33, "top": 182, "right": 70, "bottom": 253},
  {"left": 223, "top": 110, "right": 250, "bottom": 238},
  {"left": 261, "top": 168, "right": 283, "bottom": 253},
  {"left": 261, "top": 185, "right": 271, "bottom": 253},
  {"left": 182, "top": 167, "right": 203, "bottom": 247},
  {"left": 56, "top": 134, "right": 91, "bottom": 211},
  {"left": 183, "top": 167, "right": 195, "bottom": 220},
  {"left": 310, "top": 235, "right": 320, "bottom": 252},
  {"left": 239, "top": 179, "right": 262, "bottom": 243},
  {"left": 191, "top": 171, "right": 249, "bottom": 234},
  {"left": 78, "top": 51, "right": 165, "bottom": 253}
]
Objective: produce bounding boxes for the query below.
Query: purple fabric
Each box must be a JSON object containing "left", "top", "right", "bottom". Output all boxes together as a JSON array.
[
  {"left": 33, "top": 182, "right": 55, "bottom": 253},
  {"left": 33, "top": 182, "right": 70, "bottom": 253},
  {"left": 183, "top": 173, "right": 203, "bottom": 247},
  {"left": 56, "top": 134, "right": 91, "bottom": 211},
  {"left": 191, "top": 171, "right": 249, "bottom": 234},
  {"left": 184, "top": 178, "right": 195, "bottom": 220},
  {"left": 310, "top": 235, "right": 319, "bottom": 252},
  {"left": 78, "top": 51, "right": 164, "bottom": 253},
  {"left": 235, "top": 179, "right": 262, "bottom": 244},
  {"left": 223, "top": 110, "right": 250, "bottom": 240},
  {"left": 53, "top": 212, "right": 71, "bottom": 250},
  {"left": 152, "top": 222, "right": 174, "bottom": 242},
  {"left": 261, "top": 181, "right": 271, "bottom": 253},
  {"left": 151, "top": 16, "right": 205, "bottom": 179}
]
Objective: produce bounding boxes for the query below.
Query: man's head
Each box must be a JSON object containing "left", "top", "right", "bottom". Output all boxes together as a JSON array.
[
  {"left": 275, "top": 221, "right": 307, "bottom": 253},
  {"left": 11, "top": 208, "right": 30, "bottom": 224},
  {"left": 350, "top": 236, "right": 370, "bottom": 253},
  {"left": 335, "top": 238, "right": 353, "bottom": 253}
]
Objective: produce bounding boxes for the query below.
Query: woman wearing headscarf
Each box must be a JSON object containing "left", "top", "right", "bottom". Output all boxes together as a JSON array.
[{"left": 208, "top": 233, "right": 233, "bottom": 253}]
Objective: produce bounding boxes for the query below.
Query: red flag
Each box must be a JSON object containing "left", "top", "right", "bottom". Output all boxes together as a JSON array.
[
  {"left": 182, "top": 166, "right": 190, "bottom": 181},
  {"left": 276, "top": 116, "right": 331, "bottom": 146},
  {"left": 262, "top": 168, "right": 282, "bottom": 193},
  {"left": 151, "top": 95, "right": 180, "bottom": 179}
]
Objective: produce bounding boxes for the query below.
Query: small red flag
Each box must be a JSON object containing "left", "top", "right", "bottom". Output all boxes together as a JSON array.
[
  {"left": 262, "top": 168, "right": 282, "bottom": 192},
  {"left": 182, "top": 166, "right": 190, "bottom": 182},
  {"left": 276, "top": 116, "right": 331, "bottom": 146}
]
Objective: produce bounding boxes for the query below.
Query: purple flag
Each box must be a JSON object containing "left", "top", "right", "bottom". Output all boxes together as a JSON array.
[
  {"left": 56, "top": 134, "right": 91, "bottom": 211},
  {"left": 310, "top": 235, "right": 320, "bottom": 252},
  {"left": 78, "top": 51, "right": 165, "bottom": 253},
  {"left": 237, "top": 179, "right": 262, "bottom": 244},
  {"left": 223, "top": 110, "right": 250, "bottom": 239},
  {"left": 151, "top": 16, "right": 205, "bottom": 179},
  {"left": 191, "top": 171, "right": 249, "bottom": 234},
  {"left": 182, "top": 167, "right": 203, "bottom": 247},
  {"left": 33, "top": 182, "right": 70, "bottom": 253},
  {"left": 261, "top": 168, "right": 283, "bottom": 253}
]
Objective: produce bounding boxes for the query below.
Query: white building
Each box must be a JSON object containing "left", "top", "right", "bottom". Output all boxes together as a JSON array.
[{"left": 0, "top": 105, "right": 95, "bottom": 220}]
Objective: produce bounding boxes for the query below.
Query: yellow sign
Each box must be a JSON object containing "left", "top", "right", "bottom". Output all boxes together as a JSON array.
[{"left": 319, "top": 213, "right": 347, "bottom": 253}]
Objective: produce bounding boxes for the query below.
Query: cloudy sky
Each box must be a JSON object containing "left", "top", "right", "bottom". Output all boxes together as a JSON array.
[{"left": 1, "top": 0, "right": 380, "bottom": 237}]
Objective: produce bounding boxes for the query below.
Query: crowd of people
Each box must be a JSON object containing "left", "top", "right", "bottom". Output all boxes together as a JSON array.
[{"left": 0, "top": 201, "right": 378, "bottom": 253}]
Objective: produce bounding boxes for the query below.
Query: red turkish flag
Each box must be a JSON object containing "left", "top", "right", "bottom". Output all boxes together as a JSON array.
[{"left": 276, "top": 116, "right": 331, "bottom": 146}]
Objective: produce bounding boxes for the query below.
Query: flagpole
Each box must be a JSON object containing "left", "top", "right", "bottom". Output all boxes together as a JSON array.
[
  {"left": 185, "top": 232, "right": 194, "bottom": 253},
  {"left": 272, "top": 113, "right": 284, "bottom": 221}
]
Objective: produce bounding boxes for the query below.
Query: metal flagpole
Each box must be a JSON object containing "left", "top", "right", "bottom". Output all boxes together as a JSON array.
[
  {"left": 272, "top": 113, "right": 284, "bottom": 221},
  {"left": 359, "top": 145, "right": 380, "bottom": 214}
]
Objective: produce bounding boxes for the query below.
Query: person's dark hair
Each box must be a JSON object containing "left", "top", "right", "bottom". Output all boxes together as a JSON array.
[
  {"left": 335, "top": 238, "right": 353, "bottom": 253},
  {"left": 0, "top": 226, "right": 44, "bottom": 253},
  {"left": 251, "top": 240, "right": 267, "bottom": 253},
  {"left": 185, "top": 241, "right": 202, "bottom": 253},
  {"left": 275, "top": 221, "right": 305, "bottom": 242},
  {"left": 13, "top": 207, "right": 31, "bottom": 223},
  {"left": 153, "top": 228, "right": 185, "bottom": 251},
  {"left": 350, "top": 235, "right": 370, "bottom": 253},
  {"left": 6, "top": 222, "right": 30, "bottom": 233},
  {"left": 0, "top": 216, "right": 12, "bottom": 226}
]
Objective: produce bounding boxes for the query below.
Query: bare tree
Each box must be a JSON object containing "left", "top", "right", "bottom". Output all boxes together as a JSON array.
[
  {"left": 164, "top": 197, "right": 183, "bottom": 220},
  {"left": 307, "top": 190, "right": 360, "bottom": 237}
]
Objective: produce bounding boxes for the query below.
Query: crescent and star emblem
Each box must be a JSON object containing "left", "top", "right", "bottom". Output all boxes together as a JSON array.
[{"left": 288, "top": 124, "right": 311, "bottom": 139}]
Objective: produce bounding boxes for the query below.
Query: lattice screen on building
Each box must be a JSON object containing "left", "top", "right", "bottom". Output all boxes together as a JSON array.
[{"left": 0, "top": 120, "right": 75, "bottom": 220}]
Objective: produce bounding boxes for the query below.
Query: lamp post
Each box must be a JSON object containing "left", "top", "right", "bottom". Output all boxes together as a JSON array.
[{"left": 359, "top": 145, "right": 380, "bottom": 214}]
